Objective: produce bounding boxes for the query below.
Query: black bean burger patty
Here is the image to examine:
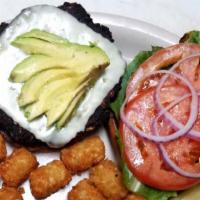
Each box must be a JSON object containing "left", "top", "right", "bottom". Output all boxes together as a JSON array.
[{"left": 0, "top": 2, "right": 120, "bottom": 149}]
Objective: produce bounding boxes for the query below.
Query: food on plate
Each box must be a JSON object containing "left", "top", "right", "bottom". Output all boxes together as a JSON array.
[
  {"left": 89, "top": 159, "right": 128, "bottom": 199},
  {"left": 3, "top": 1, "right": 200, "bottom": 199},
  {"left": 29, "top": 160, "right": 71, "bottom": 199},
  {"left": 61, "top": 135, "right": 105, "bottom": 173},
  {"left": 0, "top": 148, "right": 38, "bottom": 187},
  {"left": 0, "top": 2, "right": 125, "bottom": 149},
  {"left": 68, "top": 179, "right": 106, "bottom": 200},
  {"left": 0, "top": 186, "right": 24, "bottom": 200},
  {"left": 109, "top": 31, "right": 200, "bottom": 199},
  {"left": 0, "top": 134, "right": 6, "bottom": 162}
]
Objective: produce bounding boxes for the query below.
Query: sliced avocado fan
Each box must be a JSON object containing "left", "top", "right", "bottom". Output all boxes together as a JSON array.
[{"left": 9, "top": 29, "right": 110, "bottom": 128}]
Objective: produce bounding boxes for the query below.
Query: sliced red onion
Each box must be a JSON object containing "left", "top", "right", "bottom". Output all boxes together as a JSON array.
[
  {"left": 152, "top": 95, "right": 200, "bottom": 178},
  {"left": 158, "top": 143, "right": 200, "bottom": 178},
  {"left": 120, "top": 70, "right": 198, "bottom": 143},
  {"left": 155, "top": 54, "right": 200, "bottom": 139},
  {"left": 152, "top": 93, "right": 191, "bottom": 136}
]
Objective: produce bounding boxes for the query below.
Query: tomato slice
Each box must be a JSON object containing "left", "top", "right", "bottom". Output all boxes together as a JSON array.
[
  {"left": 120, "top": 85, "right": 200, "bottom": 191},
  {"left": 179, "top": 56, "right": 200, "bottom": 91}
]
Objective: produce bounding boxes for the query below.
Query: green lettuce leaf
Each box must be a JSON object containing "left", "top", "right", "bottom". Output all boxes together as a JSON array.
[
  {"left": 180, "top": 30, "right": 200, "bottom": 44},
  {"left": 138, "top": 184, "right": 177, "bottom": 200},
  {"left": 110, "top": 46, "right": 161, "bottom": 118},
  {"left": 122, "top": 162, "right": 177, "bottom": 200}
]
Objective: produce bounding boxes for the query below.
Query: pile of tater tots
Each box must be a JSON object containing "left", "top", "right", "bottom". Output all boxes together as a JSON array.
[{"left": 0, "top": 133, "right": 145, "bottom": 200}]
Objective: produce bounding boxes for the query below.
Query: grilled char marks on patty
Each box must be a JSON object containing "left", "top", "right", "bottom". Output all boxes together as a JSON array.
[
  {"left": 0, "top": 2, "right": 119, "bottom": 148},
  {"left": 0, "top": 109, "right": 44, "bottom": 147},
  {"left": 59, "top": 2, "right": 114, "bottom": 42}
]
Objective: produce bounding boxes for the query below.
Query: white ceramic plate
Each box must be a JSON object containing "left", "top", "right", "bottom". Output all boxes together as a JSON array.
[{"left": 0, "top": 7, "right": 179, "bottom": 200}]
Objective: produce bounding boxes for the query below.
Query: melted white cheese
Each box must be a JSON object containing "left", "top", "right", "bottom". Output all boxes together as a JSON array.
[{"left": 0, "top": 5, "right": 126, "bottom": 147}]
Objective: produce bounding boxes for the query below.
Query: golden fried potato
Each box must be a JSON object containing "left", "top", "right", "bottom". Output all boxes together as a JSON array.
[
  {"left": 0, "top": 187, "right": 23, "bottom": 200},
  {"left": 0, "top": 148, "right": 38, "bottom": 187},
  {"left": 68, "top": 179, "right": 106, "bottom": 200},
  {"left": 125, "top": 194, "right": 146, "bottom": 200},
  {"left": 90, "top": 159, "right": 128, "bottom": 200},
  {"left": 60, "top": 136, "right": 105, "bottom": 173},
  {"left": 29, "top": 160, "right": 71, "bottom": 199},
  {"left": 0, "top": 134, "right": 6, "bottom": 162}
]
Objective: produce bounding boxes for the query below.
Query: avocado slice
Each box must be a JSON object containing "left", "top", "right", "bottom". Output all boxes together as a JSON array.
[
  {"left": 24, "top": 78, "right": 73, "bottom": 120},
  {"left": 56, "top": 83, "right": 87, "bottom": 128},
  {"left": 18, "top": 68, "right": 78, "bottom": 107},
  {"left": 25, "top": 75, "right": 87, "bottom": 121},
  {"left": 46, "top": 66, "right": 105, "bottom": 127},
  {"left": 56, "top": 67, "right": 104, "bottom": 128},
  {"left": 56, "top": 90, "right": 85, "bottom": 128},
  {"left": 10, "top": 42, "right": 109, "bottom": 82},
  {"left": 46, "top": 92, "right": 74, "bottom": 127},
  {"left": 46, "top": 81, "right": 88, "bottom": 127},
  {"left": 9, "top": 55, "right": 71, "bottom": 82},
  {"left": 11, "top": 37, "right": 69, "bottom": 57},
  {"left": 18, "top": 29, "right": 69, "bottom": 45},
  {"left": 11, "top": 29, "right": 109, "bottom": 62}
]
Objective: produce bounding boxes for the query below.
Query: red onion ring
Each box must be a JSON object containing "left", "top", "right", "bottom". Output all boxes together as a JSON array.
[
  {"left": 120, "top": 70, "right": 198, "bottom": 143},
  {"left": 158, "top": 142, "right": 200, "bottom": 178},
  {"left": 155, "top": 54, "right": 200, "bottom": 139},
  {"left": 152, "top": 93, "right": 191, "bottom": 139},
  {"left": 153, "top": 93, "right": 200, "bottom": 178}
]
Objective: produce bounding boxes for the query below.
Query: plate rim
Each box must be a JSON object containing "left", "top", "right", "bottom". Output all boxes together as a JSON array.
[{"left": 90, "top": 12, "right": 179, "bottom": 45}]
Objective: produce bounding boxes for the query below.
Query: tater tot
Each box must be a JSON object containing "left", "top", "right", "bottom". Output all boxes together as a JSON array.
[
  {"left": 0, "top": 148, "right": 38, "bottom": 187},
  {"left": 90, "top": 159, "right": 128, "bottom": 200},
  {"left": 68, "top": 179, "right": 106, "bottom": 200},
  {"left": 60, "top": 136, "right": 105, "bottom": 173},
  {"left": 0, "top": 187, "right": 23, "bottom": 200},
  {"left": 125, "top": 194, "right": 146, "bottom": 200},
  {"left": 29, "top": 160, "right": 71, "bottom": 199},
  {"left": 0, "top": 134, "right": 6, "bottom": 162}
]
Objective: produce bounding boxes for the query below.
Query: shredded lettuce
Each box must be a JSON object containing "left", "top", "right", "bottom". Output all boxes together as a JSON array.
[{"left": 110, "top": 46, "right": 177, "bottom": 200}]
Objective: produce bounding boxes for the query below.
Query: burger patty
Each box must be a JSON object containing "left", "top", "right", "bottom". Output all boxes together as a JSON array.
[{"left": 0, "top": 2, "right": 120, "bottom": 148}]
